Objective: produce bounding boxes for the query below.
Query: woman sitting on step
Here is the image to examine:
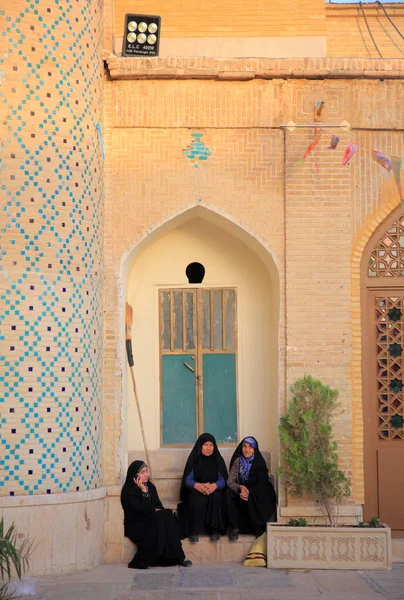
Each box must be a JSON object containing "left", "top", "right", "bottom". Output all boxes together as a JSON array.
[
  {"left": 121, "top": 460, "right": 192, "bottom": 569},
  {"left": 227, "top": 436, "right": 277, "bottom": 541},
  {"left": 178, "top": 433, "right": 228, "bottom": 543}
]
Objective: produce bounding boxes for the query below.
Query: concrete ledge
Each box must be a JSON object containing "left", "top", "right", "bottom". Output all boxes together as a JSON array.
[
  {"left": 0, "top": 493, "right": 105, "bottom": 576},
  {"left": 104, "top": 56, "right": 404, "bottom": 81},
  {"left": 0, "top": 487, "right": 106, "bottom": 508}
]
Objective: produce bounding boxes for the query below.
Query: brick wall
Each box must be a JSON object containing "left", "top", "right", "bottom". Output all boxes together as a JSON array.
[
  {"left": 103, "top": 61, "right": 404, "bottom": 508},
  {"left": 113, "top": 0, "right": 326, "bottom": 39},
  {"left": 326, "top": 4, "right": 404, "bottom": 58}
]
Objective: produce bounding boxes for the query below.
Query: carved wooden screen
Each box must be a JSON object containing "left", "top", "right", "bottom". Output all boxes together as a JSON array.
[
  {"left": 365, "top": 212, "right": 404, "bottom": 530},
  {"left": 375, "top": 296, "right": 404, "bottom": 440},
  {"left": 369, "top": 216, "right": 404, "bottom": 277}
]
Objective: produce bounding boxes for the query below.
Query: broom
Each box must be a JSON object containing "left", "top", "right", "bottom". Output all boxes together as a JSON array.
[{"left": 125, "top": 302, "right": 152, "bottom": 478}]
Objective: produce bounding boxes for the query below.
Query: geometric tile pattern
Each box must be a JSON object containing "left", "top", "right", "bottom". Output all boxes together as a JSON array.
[{"left": 0, "top": 0, "right": 103, "bottom": 495}]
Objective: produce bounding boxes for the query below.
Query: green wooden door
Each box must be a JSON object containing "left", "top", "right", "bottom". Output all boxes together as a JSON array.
[{"left": 160, "top": 288, "right": 237, "bottom": 445}]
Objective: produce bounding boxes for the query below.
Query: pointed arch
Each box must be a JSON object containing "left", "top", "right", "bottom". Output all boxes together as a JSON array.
[
  {"left": 351, "top": 195, "right": 400, "bottom": 506},
  {"left": 120, "top": 204, "right": 283, "bottom": 481}
]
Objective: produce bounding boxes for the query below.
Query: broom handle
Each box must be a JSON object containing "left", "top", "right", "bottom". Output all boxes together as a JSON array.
[
  {"left": 125, "top": 302, "right": 152, "bottom": 479},
  {"left": 128, "top": 364, "right": 152, "bottom": 479}
]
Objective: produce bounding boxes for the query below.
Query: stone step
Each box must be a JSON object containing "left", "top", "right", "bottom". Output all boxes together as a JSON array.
[
  {"left": 182, "top": 535, "right": 256, "bottom": 564},
  {"left": 122, "top": 534, "right": 256, "bottom": 564},
  {"left": 392, "top": 538, "right": 404, "bottom": 562}
]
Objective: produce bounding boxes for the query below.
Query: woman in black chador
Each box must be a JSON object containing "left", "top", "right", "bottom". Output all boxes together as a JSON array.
[
  {"left": 121, "top": 460, "right": 192, "bottom": 569},
  {"left": 178, "top": 433, "right": 228, "bottom": 543},
  {"left": 227, "top": 436, "right": 277, "bottom": 540}
]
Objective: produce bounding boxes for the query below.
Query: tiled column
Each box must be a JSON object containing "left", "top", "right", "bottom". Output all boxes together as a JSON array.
[{"left": 0, "top": 0, "right": 104, "bottom": 575}]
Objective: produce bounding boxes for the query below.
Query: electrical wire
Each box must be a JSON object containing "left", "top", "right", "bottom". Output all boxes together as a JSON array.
[
  {"left": 377, "top": 1, "right": 404, "bottom": 40},
  {"left": 359, "top": 1, "right": 383, "bottom": 58}
]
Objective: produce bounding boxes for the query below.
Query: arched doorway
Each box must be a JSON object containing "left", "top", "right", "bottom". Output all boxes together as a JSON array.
[
  {"left": 362, "top": 207, "right": 404, "bottom": 534},
  {"left": 123, "top": 207, "right": 280, "bottom": 468}
]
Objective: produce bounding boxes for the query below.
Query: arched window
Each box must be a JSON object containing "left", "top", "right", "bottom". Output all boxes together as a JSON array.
[
  {"left": 363, "top": 209, "right": 404, "bottom": 529},
  {"left": 368, "top": 215, "right": 404, "bottom": 277}
]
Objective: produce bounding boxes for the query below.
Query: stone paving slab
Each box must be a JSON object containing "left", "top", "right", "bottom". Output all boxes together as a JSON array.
[
  {"left": 179, "top": 567, "right": 234, "bottom": 588},
  {"left": 7, "top": 562, "right": 404, "bottom": 600}
]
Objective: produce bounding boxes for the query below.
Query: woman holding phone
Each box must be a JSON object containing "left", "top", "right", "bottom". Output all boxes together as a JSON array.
[{"left": 121, "top": 460, "right": 192, "bottom": 569}]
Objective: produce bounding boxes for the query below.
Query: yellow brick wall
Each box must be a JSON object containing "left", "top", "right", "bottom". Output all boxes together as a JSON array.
[
  {"left": 113, "top": 0, "right": 326, "bottom": 39},
  {"left": 103, "top": 70, "right": 403, "bottom": 512},
  {"left": 326, "top": 4, "right": 404, "bottom": 58}
]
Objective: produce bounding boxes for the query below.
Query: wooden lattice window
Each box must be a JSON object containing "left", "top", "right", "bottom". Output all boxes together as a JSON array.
[
  {"left": 375, "top": 296, "right": 404, "bottom": 440},
  {"left": 369, "top": 215, "right": 404, "bottom": 277}
]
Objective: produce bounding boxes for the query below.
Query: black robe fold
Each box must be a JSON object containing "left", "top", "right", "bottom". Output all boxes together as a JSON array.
[
  {"left": 227, "top": 437, "right": 277, "bottom": 536},
  {"left": 121, "top": 460, "right": 185, "bottom": 569},
  {"left": 177, "top": 433, "right": 228, "bottom": 537}
]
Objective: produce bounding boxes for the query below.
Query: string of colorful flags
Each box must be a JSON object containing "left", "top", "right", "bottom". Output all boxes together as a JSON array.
[{"left": 300, "top": 129, "right": 403, "bottom": 205}]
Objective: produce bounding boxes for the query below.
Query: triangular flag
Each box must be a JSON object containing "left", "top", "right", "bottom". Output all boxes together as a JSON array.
[
  {"left": 372, "top": 150, "right": 392, "bottom": 172},
  {"left": 342, "top": 142, "right": 359, "bottom": 166},
  {"left": 302, "top": 127, "right": 321, "bottom": 162},
  {"left": 328, "top": 135, "right": 340, "bottom": 150}
]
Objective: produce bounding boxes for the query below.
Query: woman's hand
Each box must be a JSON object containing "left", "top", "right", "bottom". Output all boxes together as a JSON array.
[
  {"left": 239, "top": 485, "right": 249, "bottom": 501},
  {"left": 134, "top": 475, "right": 147, "bottom": 493},
  {"left": 204, "top": 483, "right": 217, "bottom": 495},
  {"left": 194, "top": 482, "right": 208, "bottom": 494}
]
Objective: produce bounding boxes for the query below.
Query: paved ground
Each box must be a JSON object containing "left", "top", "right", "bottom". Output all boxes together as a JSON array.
[{"left": 7, "top": 562, "right": 404, "bottom": 600}]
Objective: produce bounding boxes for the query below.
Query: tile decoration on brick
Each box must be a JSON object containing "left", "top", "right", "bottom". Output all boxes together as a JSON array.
[{"left": 0, "top": 0, "right": 104, "bottom": 496}]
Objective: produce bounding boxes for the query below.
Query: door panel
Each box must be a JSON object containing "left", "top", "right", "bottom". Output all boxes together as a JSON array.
[
  {"left": 364, "top": 291, "right": 404, "bottom": 530},
  {"left": 377, "top": 449, "right": 404, "bottom": 530},
  {"left": 160, "top": 288, "right": 237, "bottom": 445},
  {"left": 202, "top": 353, "right": 237, "bottom": 443},
  {"left": 162, "top": 354, "right": 196, "bottom": 444}
]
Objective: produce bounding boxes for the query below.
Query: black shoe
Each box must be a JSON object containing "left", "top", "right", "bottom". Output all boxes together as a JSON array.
[
  {"left": 189, "top": 533, "right": 199, "bottom": 543},
  {"left": 209, "top": 532, "right": 220, "bottom": 542},
  {"left": 228, "top": 528, "right": 239, "bottom": 541},
  {"left": 180, "top": 558, "right": 192, "bottom": 567}
]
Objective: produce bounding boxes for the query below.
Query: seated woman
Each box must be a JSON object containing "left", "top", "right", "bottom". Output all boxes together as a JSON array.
[
  {"left": 227, "top": 436, "right": 277, "bottom": 540},
  {"left": 178, "top": 433, "right": 228, "bottom": 543},
  {"left": 121, "top": 460, "right": 192, "bottom": 569}
]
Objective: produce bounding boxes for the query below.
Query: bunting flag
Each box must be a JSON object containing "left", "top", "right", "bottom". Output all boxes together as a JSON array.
[
  {"left": 342, "top": 142, "right": 359, "bottom": 166},
  {"left": 372, "top": 150, "right": 392, "bottom": 172},
  {"left": 302, "top": 128, "right": 321, "bottom": 162},
  {"left": 328, "top": 135, "right": 340, "bottom": 150},
  {"left": 391, "top": 156, "right": 403, "bottom": 204}
]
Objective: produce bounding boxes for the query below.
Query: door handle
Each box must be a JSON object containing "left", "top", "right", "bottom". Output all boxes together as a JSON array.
[{"left": 184, "top": 362, "right": 195, "bottom": 372}]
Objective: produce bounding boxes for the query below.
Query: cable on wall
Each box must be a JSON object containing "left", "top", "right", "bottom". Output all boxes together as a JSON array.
[
  {"left": 359, "top": 1, "right": 383, "bottom": 58},
  {"left": 377, "top": 1, "right": 404, "bottom": 41}
]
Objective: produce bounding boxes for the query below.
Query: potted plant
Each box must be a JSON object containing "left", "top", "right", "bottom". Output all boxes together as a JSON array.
[{"left": 267, "top": 376, "right": 391, "bottom": 570}]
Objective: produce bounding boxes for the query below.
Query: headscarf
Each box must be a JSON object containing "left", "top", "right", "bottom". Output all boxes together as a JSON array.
[
  {"left": 122, "top": 460, "right": 147, "bottom": 491},
  {"left": 239, "top": 436, "right": 257, "bottom": 483},
  {"left": 229, "top": 436, "right": 267, "bottom": 486},
  {"left": 180, "top": 433, "right": 228, "bottom": 501}
]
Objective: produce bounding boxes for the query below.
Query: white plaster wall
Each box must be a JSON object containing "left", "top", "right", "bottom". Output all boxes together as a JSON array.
[{"left": 126, "top": 216, "right": 279, "bottom": 462}]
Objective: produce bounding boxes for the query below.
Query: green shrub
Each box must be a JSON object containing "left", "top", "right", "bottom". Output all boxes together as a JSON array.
[
  {"left": 287, "top": 518, "right": 308, "bottom": 527},
  {"left": 278, "top": 375, "right": 351, "bottom": 527},
  {"left": 0, "top": 518, "right": 31, "bottom": 600}
]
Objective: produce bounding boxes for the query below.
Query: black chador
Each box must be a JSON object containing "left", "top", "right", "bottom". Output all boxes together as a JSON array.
[
  {"left": 227, "top": 436, "right": 277, "bottom": 539},
  {"left": 177, "top": 433, "right": 228, "bottom": 541},
  {"left": 121, "top": 460, "right": 189, "bottom": 569}
]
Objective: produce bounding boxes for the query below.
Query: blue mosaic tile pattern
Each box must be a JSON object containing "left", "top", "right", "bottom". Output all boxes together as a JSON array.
[
  {"left": 183, "top": 132, "right": 212, "bottom": 168},
  {"left": 0, "top": 0, "right": 104, "bottom": 495}
]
